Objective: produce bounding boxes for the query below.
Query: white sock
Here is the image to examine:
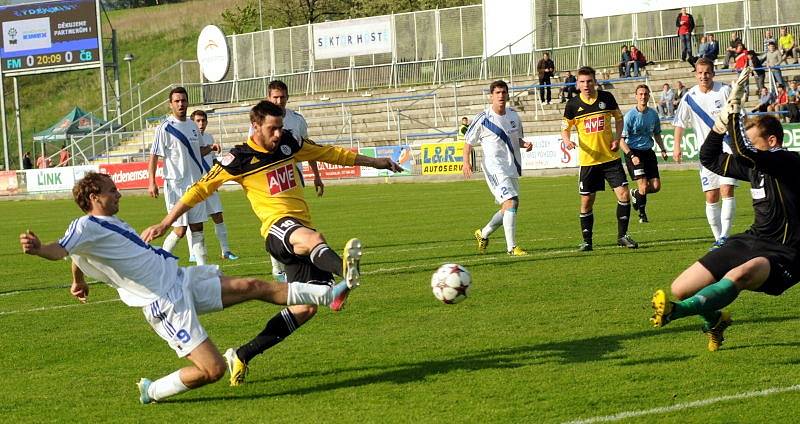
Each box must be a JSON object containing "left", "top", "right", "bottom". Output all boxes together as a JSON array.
[
  {"left": 148, "top": 370, "right": 189, "bottom": 401},
  {"left": 287, "top": 282, "right": 333, "bottom": 306},
  {"left": 705, "top": 201, "right": 722, "bottom": 241},
  {"left": 191, "top": 231, "right": 207, "bottom": 265},
  {"left": 214, "top": 222, "right": 230, "bottom": 254},
  {"left": 721, "top": 197, "right": 736, "bottom": 238},
  {"left": 186, "top": 229, "right": 193, "bottom": 254},
  {"left": 502, "top": 209, "right": 517, "bottom": 251},
  {"left": 162, "top": 231, "right": 180, "bottom": 253},
  {"left": 270, "top": 255, "right": 285, "bottom": 275},
  {"left": 481, "top": 210, "right": 504, "bottom": 238}
]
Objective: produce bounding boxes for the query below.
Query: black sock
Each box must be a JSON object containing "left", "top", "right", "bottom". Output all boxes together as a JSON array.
[
  {"left": 236, "top": 308, "right": 299, "bottom": 363},
  {"left": 580, "top": 212, "right": 594, "bottom": 244},
  {"left": 617, "top": 201, "right": 631, "bottom": 237},
  {"left": 309, "top": 243, "right": 343, "bottom": 277},
  {"left": 636, "top": 190, "right": 647, "bottom": 208}
]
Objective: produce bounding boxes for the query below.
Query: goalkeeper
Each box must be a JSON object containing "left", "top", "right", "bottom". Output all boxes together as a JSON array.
[{"left": 650, "top": 67, "right": 800, "bottom": 351}]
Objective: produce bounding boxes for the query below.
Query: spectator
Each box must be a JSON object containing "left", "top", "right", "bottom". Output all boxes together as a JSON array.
[
  {"left": 58, "top": 145, "right": 70, "bottom": 167},
  {"left": 733, "top": 43, "right": 750, "bottom": 102},
  {"left": 751, "top": 87, "right": 774, "bottom": 113},
  {"left": 789, "top": 80, "right": 799, "bottom": 102},
  {"left": 748, "top": 50, "right": 766, "bottom": 93},
  {"left": 619, "top": 45, "right": 631, "bottom": 78},
  {"left": 626, "top": 46, "right": 647, "bottom": 77},
  {"left": 763, "top": 30, "right": 776, "bottom": 56},
  {"left": 779, "top": 27, "right": 799, "bottom": 64},
  {"left": 767, "top": 84, "right": 788, "bottom": 117},
  {"left": 536, "top": 52, "right": 555, "bottom": 104},
  {"left": 689, "top": 35, "right": 708, "bottom": 69},
  {"left": 765, "top": 41, "right": 786, "bottom": 87},
  {"left": 22, "top": 151, "right": 32, "bottom": 170},
  {"left": 705, "top": 33, "right": 720, "bottom": 61},
  {"left": 676, "top": 8, "right": 695, "bottom": 62},
  {"left": 787, "top": 80, "right": 800, "bottom": 122},
  {"left": 560, "top": 70, "right": 577, "bottom": 102},
  {"left": 657, "top": 83, "right": 676, "bottom": 119},
  {"left": 36, "top": 152, "right": 50, "bottom": 169},
  {"left": 722, "top": 31, "right": 742, "bottom": 69},
  {"left": 457, "top": 117, "right": 469, "bottom": 141},
  {"left": 673, "top": 80, "right": 688, "bottom": 109}
]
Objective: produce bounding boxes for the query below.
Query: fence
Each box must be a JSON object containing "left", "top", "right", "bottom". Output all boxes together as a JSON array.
[{"left": 197, "top": 0, "right": 800, "bottom": 103}]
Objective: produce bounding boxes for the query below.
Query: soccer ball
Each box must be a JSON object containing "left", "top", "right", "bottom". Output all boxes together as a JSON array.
[{"left": 431, "top": 263, "right": 472, "bottom": 304}]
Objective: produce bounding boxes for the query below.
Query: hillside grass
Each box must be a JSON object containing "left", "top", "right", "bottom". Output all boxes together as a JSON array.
[{"left": 5, "top": 171, "right": 800, "bottom": 422}]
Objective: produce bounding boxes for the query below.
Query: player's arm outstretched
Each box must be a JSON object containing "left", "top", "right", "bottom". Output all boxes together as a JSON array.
[
  {"left": 19, "top": 230, "right": 68, "bottom": 260},
  {"left": 142, "top": 162, "right": 234, "bottom": 242}
]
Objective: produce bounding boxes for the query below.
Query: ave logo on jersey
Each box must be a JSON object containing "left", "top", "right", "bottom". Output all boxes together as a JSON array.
[
  {"left": 267, "top": 164, "right": 297, "bottom": 194},
  {"left": 280, "top": 145, "right": 292, "bottom": 155},
  {"left": 583, "top": 115, "right": 605, "bottom": 133}
]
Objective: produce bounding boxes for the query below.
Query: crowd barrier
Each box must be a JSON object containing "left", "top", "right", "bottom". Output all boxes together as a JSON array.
[{"left": 5, "top": 122, "right": 800, "bottom": 196}]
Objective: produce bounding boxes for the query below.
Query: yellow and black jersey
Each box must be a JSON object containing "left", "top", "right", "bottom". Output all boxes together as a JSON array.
[
  {"left": 180, "top": 131, "right": 356, "bottom": 238},
  {"left": 561, "top": 90, "right": 623, "bottom": 166}
]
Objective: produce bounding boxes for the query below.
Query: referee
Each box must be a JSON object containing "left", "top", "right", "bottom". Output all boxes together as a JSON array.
[{"left": 619, "top": 84, "right": 668, "bottom": 223}]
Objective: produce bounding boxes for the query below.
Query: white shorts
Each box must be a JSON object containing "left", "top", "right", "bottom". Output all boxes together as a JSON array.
[
  {"left": 164, "top": 180, "right": 208, "bottom": 227},
  {"left": 142, "top": 265, "right": 223, "bottom": 358},
  {"left": 204, "top": 192, "right": 223, "bottom": 215},
  {"left": 699, "top": 165, "right": 739, "bottom": 192},
  {"left": 484, "top": 172, "right": 520, "bottom": 204}
]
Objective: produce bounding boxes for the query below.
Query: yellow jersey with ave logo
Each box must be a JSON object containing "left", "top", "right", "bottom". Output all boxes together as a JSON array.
[
  {"left": 180, "top": 133, "right": 356, "bottom": 238},
  {"left": 561, "top": 90, "right": 623, "bottom": 166}
]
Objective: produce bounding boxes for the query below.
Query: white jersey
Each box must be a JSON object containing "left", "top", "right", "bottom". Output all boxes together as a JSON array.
[
  {"left": 198, "top": 132, "right": 216, "bottom": 172},
  {"left": 150, "top": 116, "right": 204, "bottom": 186},
  {"left": 247, "top": 107, "right": 308, "bottom": 141},
  {"left": 672, "top": 82, "right": 731, "bottom": 147},
  {"left": 58, "top": 215, "right": 180, "bottom": 307},
  {"left": 465, "top": 106, "right": 525, "bottom": 177}
]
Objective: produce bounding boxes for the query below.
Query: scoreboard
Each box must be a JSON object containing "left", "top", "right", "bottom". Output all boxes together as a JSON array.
[{"left": 0, "top": 0, "right": 101, "bottom": 76}]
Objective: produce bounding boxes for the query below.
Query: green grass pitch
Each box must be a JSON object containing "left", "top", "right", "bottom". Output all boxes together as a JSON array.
[{"left": 3, "top": 170, "right": 800, "bottom": 423}]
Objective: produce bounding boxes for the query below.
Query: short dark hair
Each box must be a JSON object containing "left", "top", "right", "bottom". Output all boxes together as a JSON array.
[
  {"left": 268, "top": 80, "right": 288, "bottom": 94},
  {"left": 250, "top": 100, "right": 285, "bottom": 124},
  {"left": 169, "top": 86, "right": 188, "bottom": 101},
  {"left": 635, "top": 84, "right": 650, "bottom": 93},
  {"left": 695, "top": 57, "right": 715, "bottom": 72},
  {"left": 746, "top": 115, "right": 784, "bottom": 145},
  {"left": 489, "top": 80, "right": 508, "bottom": 93},
  {"left": 576, "top": 66, "right": 596, "bottom": 78},
  {"left": 190, "top": 109, "right": 207, "bottom": 120},
  {"left": 73, "top": 172, "right": 112, "bottom": 213}
]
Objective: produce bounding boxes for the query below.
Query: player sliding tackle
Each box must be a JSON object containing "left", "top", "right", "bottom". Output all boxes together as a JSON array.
[
  {"left": 20, "top": 172, "right": 353, "bottom": 404},
  {"left": 650, "top": 67, "right": 800, "bottom": 351},
  {"left": 142, "top": 99, "right": 403, "bottom": 386}
]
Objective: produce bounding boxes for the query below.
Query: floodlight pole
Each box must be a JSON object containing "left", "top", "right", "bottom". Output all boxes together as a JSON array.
[
  {"left": 0, "top": 73, "right": 7, "bottom": 170},
  {"left": 13, "top": 77, "right": 22, "bottom": 168}
]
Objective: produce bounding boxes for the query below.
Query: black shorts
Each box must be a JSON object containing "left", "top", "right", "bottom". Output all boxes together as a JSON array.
[
  {"left": 698, "top": 233, "right": 800, "bottom": 296},
  {"left": 266, "top": 216, "right": 334, "bottom": 284},
  {"left": 624, "top": 148, "right": 660, "bottom": 181},
  {"left": 579, "top": 159, "right": 628, "bottom": 195}
]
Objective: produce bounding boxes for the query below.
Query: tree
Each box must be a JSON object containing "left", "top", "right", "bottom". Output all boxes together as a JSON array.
[{"left": 220, "top": 0, "right": 260, "bottom": 34}]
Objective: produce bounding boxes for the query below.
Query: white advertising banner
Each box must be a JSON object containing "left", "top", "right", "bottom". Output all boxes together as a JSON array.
[
  {"left": 483, "top": 0, "right": 533, "bottom": 56},
  {"left": 520, "top": 135, "right": 578, "bottom": 170},
  {"left": 313, "top": 16, "right": 392, "bottom": 60},
  {"left": 197, "top": 25, "right": 229, "bottom": 82},
  {"left": 580, "top": 0, "right": 740, "bottom": 20},
  {"left": 25, "top": 165, "right": 97, "bottom": 193}
]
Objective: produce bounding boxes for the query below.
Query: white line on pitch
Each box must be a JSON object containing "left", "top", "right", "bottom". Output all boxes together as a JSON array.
[
  {"left": 0, "top": 298, "right": 120, "bottom": 316},
  {"left": 562, "top": 384, "right": 800, "bottom": 424}
]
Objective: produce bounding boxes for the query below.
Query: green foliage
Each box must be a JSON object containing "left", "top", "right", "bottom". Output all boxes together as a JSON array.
[
  {"left": 220, "top": 0, "right": 261, "bottom": 34},
  {"left": 3, "top": 171, "right": 800, "bottom": 422}
]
